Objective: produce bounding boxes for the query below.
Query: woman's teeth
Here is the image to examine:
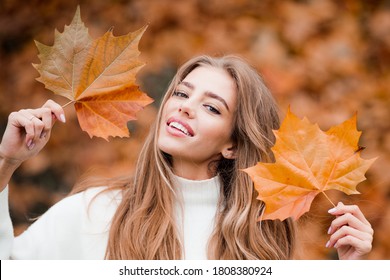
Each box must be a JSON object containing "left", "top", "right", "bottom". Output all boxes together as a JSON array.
[{"left": 169, "top": 122, "right": 191, "bottom": 136}]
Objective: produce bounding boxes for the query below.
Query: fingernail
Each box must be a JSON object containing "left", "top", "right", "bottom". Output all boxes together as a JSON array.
[
  {"left": 328, "top": 207, "right": 337, "bottom": 214},
  {"left": 60, "top": 114, "right": 66, "bottom": 123},
  {"left": 325, "top": 241, "right": 330, "bottom": 248},
  {"left": 327, "top": 226, "right": 332, "bottom": 234},
  {"left": 27, "top": 140, "right": 35, "bottom": 150}
]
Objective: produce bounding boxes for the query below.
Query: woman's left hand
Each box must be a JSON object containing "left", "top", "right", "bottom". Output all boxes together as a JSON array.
[{"left": 326, "top": 202, "right": 374, "bottom": 260}]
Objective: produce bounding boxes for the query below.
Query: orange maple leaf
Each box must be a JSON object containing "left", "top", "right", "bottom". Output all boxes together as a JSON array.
[
  {"left": 33, "top": 6, "right": 153, "bottom": 140},
  {"left": 243, "top": 109, "right": 376, "bottom": 221}
]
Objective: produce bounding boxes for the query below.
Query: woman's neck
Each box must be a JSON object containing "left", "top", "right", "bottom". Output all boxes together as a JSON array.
[{"left": 172, "top": 158, "right": 217, "bottom": 180}]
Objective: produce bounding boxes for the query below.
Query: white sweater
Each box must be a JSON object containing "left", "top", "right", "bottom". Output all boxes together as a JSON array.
[{"left": 0, "top": 175, "right": 220, "bottom": 259}]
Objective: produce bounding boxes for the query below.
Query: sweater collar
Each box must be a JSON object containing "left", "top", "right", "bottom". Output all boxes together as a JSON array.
[{"left": 173, "top": 175, "right": 220, "bottom": 205}]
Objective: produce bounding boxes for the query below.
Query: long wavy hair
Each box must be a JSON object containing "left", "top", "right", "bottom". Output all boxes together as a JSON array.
[{"left": 85, "top": 55, "right": 295, "bottom": 259}]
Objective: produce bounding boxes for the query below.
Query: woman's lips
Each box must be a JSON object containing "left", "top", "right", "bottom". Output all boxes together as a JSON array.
[{"left": 166, "top": 118, "right": 194, "bottom": 137}]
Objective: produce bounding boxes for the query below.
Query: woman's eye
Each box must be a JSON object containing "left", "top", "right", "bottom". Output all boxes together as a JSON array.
[
  {"left": 204, "top": 105, "right": 221, "bottom": 115},
  {"left": 173, "top": 91, "right": 188, "bottom": 98}
]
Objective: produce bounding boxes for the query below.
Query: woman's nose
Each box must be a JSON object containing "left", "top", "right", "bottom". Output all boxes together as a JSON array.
[{"left": 179, "top": 100, "right": 195, "bottom": 118}]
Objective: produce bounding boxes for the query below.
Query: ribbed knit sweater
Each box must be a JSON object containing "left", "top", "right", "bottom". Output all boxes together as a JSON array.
[{"left": 0, "top": 175, "right": 220, "bottom": 259}]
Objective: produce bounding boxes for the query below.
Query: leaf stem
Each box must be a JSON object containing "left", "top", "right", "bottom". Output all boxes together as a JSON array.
[
  {"left": 321, "top": 191, "right": 336, "bottom": 207},
  {"left": 62, "top": 100, "right": 75, "bottom": 108}
]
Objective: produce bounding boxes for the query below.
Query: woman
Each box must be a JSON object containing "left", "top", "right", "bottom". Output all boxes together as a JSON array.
[{"left": 0, "top": 55, "right": 373, "bottom": 260}]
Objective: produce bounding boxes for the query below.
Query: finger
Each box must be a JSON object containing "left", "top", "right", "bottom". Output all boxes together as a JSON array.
[
  {"left": 328, "top": 212, "right": 372, "bottom": 236},
  {"left": 27, "top": 117, "right": 45, "bottom": 149},
  {"left": 326, "top": 225, "right": 373, "bottom": 248},
  {"left": 42, "top": 99, "right": 66, "bottom": 123},
  {"left": 19, "top": 112, "right": 49, "bottom": 148},
  {"left": 21, "top": 105, "right": 62, "bottom": 141},
  {"left": 23, "top": 111, "right": 47, "bottom": 137},
  {"left": 39, "top": 108, "right": 54, "bottom": 138},
  {"left": 23, "top": 118, "right": 35, "bottom": 149},
  {"left": 333, "top": 234, "right": 372, "bottom": 255},
  {"left": 328, "top": 202, "right": 370, "bottom": 226},
  {"left": 15, "top": 110, "right": 39, "bottom": 148}
]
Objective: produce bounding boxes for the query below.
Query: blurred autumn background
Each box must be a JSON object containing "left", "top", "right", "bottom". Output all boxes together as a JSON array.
[{"left": 1, "top": 0, "right": 389, "bottom": 259}]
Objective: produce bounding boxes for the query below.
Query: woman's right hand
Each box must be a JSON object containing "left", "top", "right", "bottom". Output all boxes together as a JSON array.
[{"left": 0, "top": 99, "right": 66, "bottom": 173}]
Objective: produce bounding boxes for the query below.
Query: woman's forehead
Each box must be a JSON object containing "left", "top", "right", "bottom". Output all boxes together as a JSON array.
[{"left": 182, "top": 66, "right": 235, "bottom": 92}]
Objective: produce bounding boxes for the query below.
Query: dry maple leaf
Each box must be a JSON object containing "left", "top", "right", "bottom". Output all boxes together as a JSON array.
[
  {"left": 243, "top": 109, "right": 376, "bottom": 221},
  {"left": 33, "top": 6, "right": 153, "bottom": 140},
  {"left": 33, "top": 6, "right": 92, "bottom": 101}
]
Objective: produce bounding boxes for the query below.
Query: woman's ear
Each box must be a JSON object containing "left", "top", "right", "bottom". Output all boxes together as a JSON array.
[{"left": 222, "top": 146, "right": 237, "bottom": 159}]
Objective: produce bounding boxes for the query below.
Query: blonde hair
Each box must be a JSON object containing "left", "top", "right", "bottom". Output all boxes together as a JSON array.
[{"left": 101, "top": 55, "right": 296, "bottom": 259}]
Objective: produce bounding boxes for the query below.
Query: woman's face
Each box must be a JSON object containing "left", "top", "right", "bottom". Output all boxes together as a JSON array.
[{"left": 158, "top": 65, "right": 237, "bottom": 178}]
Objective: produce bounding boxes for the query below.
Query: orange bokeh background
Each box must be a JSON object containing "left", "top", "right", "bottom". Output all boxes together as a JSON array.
[{"left": 1, "top": 0, "right": 389, "bottom": 259}]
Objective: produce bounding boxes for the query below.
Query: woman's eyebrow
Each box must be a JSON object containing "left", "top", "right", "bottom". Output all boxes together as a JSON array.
[
  {"left": 179, "top": 81, "right": 230, "bottom": 111},
  {"left": 205, "top": 92, "right": 229, "bottom": 111}
]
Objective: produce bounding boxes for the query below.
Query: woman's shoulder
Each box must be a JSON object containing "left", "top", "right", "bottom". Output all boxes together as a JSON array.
[
  {"left": 69, "top": 186, "right": 122, "bottom": 208},
  {"left": 49, "top": 186, "right": 123, "bottom": 220},
  {"left": 82, "top": 186, "right": 123, "bottom": 210},
  {"left": 11, "top": 186, "right": 123, "bottom": 259}
]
